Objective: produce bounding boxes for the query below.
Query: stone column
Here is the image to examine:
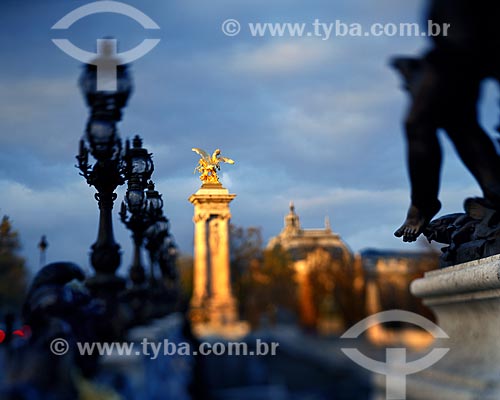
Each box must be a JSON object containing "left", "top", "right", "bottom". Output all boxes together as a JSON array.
[
  {"left": 191, "top": 215, "right": 207, "bottom": 309},
  {"left": 208, "top": 214, "right": 237, "bottom": 324},
  {"left": 215, "top": 215, "right": 231, "bottom": 300},
  {"left": 189, "top": 183, "right": 237, "bottom": 327}
]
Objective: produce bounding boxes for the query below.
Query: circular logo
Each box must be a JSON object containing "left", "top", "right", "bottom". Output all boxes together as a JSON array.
[
  {"left": 222, "top": 19, "right": 241, "bottom": 37},
  {"left": 50, "top": 338, "right": 69, "bottom": 356}
]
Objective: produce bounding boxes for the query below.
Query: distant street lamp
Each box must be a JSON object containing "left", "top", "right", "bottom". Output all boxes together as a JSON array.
[
  {"left": 143, "top": 181, "right": 172, "bottom": 285},
  {"left": 157, "top": 234, "right": 178, "bottom": 287},
  {"left": 120, "top": 136, "right": 154, "bottom": 285},
  {"left": 38, "top": 235, "right": 48, "bottom": 268},
  {"left": 76, "top": 64, "right": 132, "bottom": 290}
]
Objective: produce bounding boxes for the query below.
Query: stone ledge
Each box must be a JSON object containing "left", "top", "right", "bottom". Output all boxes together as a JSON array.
[
  {"left": 411, "top": 254, "right": 500, "bottom": 299},
  {"left": 402, "top": 254, "right": 500, "bottom": 399}
]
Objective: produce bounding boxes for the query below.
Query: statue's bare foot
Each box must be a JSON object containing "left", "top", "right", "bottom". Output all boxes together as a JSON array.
[{"left": 394, "top": 202, "right": 441, "bottom": 242}]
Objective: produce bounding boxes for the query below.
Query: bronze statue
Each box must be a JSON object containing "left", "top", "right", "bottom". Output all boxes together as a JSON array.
[
  {"left": 192, "top": 148, "right": 234, "bottom": 184},
  {"left": 394, "top": 0, "right": 500, "bottom": 243}
]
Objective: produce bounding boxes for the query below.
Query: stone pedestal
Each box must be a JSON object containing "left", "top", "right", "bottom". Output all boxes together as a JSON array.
[
  {"left": 404, "top": 255, "right": 500, "bottom": 399},
  {"left": 188, "top": 183, "right": 238, "bottom": 329}
]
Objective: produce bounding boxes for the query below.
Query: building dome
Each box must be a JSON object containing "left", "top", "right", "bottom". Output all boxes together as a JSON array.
[{"left": 267, "top": 203, "right": 353, "bottom": 265}]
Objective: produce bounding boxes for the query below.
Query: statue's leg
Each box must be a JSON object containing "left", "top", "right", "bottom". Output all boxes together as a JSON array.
[
  {"left": 395, "top": 64, "right": 442, "bottom": 242},
  {"left": 442, "top": 78, "right": 500, "bottom": 206}
]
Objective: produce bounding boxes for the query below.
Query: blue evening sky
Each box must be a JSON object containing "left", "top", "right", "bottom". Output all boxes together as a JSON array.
[{"left": 0, "top": 0, "right": 497, "bottom": 275}]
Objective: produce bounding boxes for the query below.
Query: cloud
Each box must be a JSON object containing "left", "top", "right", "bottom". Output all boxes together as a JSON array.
[
  {"left": 0, "top": 78, "right": 76, "bottom": 123},
  {"left": 229, "top": 40, "right": 331, "bottom": 76},
  {"left": 0, "top": 77, "right": 82, "bottom": 163},
  {"left": 0, "top": 179, "right": 98, "bottom": 270}
]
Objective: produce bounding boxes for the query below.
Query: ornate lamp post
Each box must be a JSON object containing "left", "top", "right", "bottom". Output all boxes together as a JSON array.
[
  {"left": 143, "top": 181, "right": 169, "bottom": 285},
  {"left": 76, "top": 64, "right": 132, "bottom": 290},
  {"left": 120, "top": 136, "right": 154, "bottom": 285},
  {"left": 145, "top": 183, "right": 178, "bottom": 288},
  {"left": 158, "top": 235, "right": 178, "bottom": 286}
]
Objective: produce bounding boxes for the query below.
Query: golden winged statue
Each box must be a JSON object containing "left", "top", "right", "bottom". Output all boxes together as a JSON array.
[{"left": 192, "top": 148, "right": 235, "bottom": 184}]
